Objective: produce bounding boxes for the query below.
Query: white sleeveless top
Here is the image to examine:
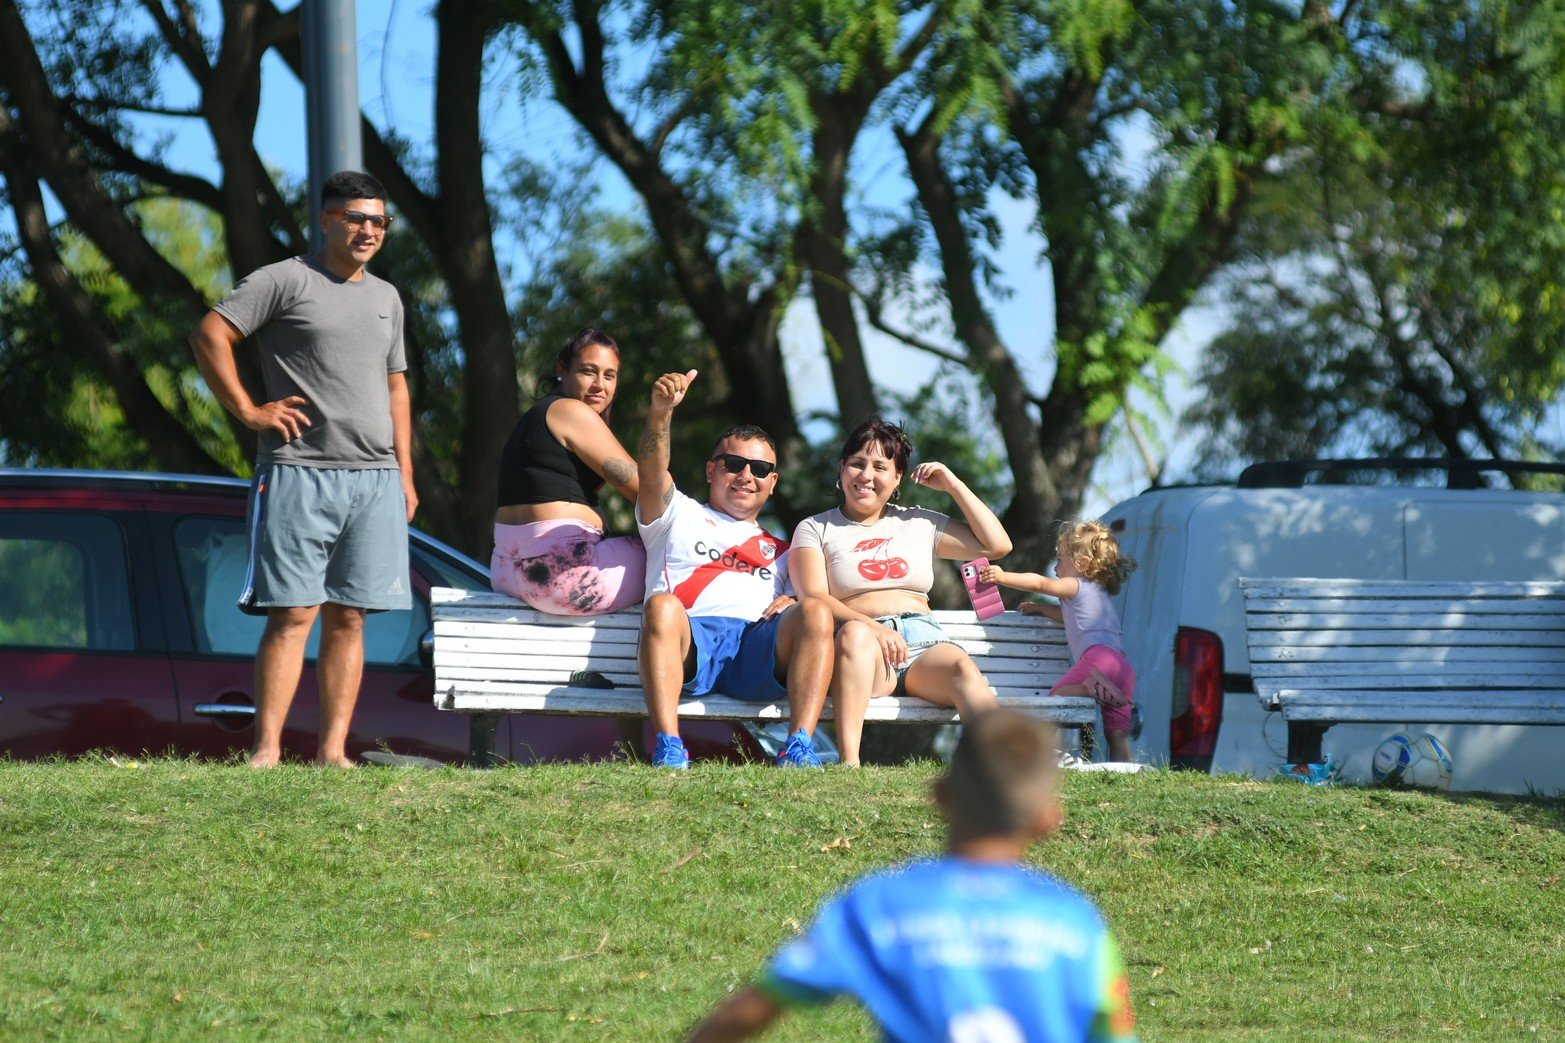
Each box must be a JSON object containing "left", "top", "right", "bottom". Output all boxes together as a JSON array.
[{"left": 1060, "top": 578, "right": 1123, "bottom": 658}]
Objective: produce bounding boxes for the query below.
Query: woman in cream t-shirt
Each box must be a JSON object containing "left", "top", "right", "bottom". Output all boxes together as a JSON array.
[{"left": 789, "top": 417, "right": 1013, "bottom": 765}]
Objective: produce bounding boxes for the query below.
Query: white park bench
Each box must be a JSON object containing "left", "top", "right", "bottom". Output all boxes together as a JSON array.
[
  {"left": 1240, "top": 578, "right": 1565, "bottom": 762},
  {"left": 431, "top": 588, "right": 1100, "bottom": 765}
]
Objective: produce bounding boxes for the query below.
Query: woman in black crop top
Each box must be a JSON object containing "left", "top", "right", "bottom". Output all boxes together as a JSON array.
[{"left": 491, "top": 328, "right": 646, "bottom": 614}]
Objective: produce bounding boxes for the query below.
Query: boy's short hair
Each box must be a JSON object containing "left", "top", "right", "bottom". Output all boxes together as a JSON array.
[
  {"left": 321, "top": 170, "right": 388, "bottom": 209},
  {"left": 944, "top": 709, "right": 1060, "bottom": 842}
]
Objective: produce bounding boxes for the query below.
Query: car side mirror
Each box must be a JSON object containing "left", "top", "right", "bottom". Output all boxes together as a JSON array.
[{"left": 418, "top": 627, "right": 435, "bottom": 668}]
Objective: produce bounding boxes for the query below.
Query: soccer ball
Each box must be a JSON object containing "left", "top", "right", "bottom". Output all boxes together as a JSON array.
[{"left": 1371, "top": 732, "right": 1453, "bottom": 790}]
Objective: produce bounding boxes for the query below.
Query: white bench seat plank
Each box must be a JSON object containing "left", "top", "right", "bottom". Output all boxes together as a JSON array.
[
  {"left": 1274, "top": 692, "right": 1565, "bottom": 725},
  {"left": 438, "top": 684, "right": 1100, "bottom": 725},
  {"left": 431, "top": 630, "right": 1073, "bottom": 663}
]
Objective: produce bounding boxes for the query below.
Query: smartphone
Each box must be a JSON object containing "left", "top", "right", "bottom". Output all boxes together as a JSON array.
[{"left": 961, "top": 558, "right": 1005, "bottom": 620}]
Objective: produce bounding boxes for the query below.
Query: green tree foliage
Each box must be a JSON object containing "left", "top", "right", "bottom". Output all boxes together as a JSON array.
[
  {"left": 1184, "top": 1, "right": 1565, "bottom": 474},
  {"left": 2, "top": 0, "right": 1562, "bottom": 563},
  {"left": 0, "top": 200, "right": 242, "bottom": 472},
  {"left": 502, "top": 0, "right": 1382, "bottom": 565}
]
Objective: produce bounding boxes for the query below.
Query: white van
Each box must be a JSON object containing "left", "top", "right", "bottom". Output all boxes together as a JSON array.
[{"left": 1101, "top": 459, "right": 1565, "bottom": 795}]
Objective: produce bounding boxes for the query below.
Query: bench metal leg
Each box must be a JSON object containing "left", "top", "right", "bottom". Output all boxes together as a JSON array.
[
  {"left": 469, "top": 712, "right": 500, "bottom": 769},
  {"left": 1286, "top": 722, "right": 1329, "bottom": 764},
  {"left": 614, "top": 717, "right": 646, "bottom": 762}
]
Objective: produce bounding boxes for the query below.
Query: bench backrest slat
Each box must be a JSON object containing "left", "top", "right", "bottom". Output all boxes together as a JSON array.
[
  {"left": 1245, "top": 611, "right": 1565, "bottom": 631},
  {"left": 1238, "top": 578, "right": 1565, "bottom": 725},
  {"left": 1237, "top": 579, "right": 1565, "bottom": 600}
]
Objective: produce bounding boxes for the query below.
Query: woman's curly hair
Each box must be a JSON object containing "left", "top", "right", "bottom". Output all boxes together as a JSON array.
[{"left": 1057, "top": 519, "right": 1137, "bottom": 595}]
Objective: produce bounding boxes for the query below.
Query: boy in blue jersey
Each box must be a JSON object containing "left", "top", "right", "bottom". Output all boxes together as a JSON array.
[{"left": 687, "top": 708, "right": 1137, "bottom": 1043}]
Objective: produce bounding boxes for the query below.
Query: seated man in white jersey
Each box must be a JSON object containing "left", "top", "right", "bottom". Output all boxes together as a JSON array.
[{"left": 636, "top": 369, "right": 835, "bottom": 768}]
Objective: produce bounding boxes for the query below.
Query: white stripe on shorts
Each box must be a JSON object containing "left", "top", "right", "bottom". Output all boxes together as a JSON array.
[{"left": 239, "top": 467, "right": 268, "bottom": 608}]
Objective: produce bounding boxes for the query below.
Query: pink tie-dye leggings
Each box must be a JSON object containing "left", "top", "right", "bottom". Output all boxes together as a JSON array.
[{"left": 490, "top": 519, "right": 646, "bottom": 615}]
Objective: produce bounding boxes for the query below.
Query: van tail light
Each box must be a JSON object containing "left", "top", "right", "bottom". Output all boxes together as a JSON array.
[{"left": 1171, "top": 627, "right": 1223, "bottom": 765}]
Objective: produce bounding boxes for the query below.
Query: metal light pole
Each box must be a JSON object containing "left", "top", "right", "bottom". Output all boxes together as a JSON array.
[{"left": 303, "top": 0, "right": 362, "bottom": 252}]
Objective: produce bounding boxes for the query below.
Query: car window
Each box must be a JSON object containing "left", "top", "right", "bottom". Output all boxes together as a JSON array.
[
  {"left": 411, "top": 542, "right": 489, "bottom": 592},
  {"left": 0, "top": 512, "right": 135, "bottom": 651},
  {"left": 173, "top": 516, "right": 421, "bottom": 667}
]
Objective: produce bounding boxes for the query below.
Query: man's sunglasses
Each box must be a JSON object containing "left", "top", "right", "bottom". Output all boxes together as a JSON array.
[
  {"left": 711, "top": 454, "right": 777, "bottom": 479},
  {"left": 325, "top": 208, "right": 395, "bottom": 231}
]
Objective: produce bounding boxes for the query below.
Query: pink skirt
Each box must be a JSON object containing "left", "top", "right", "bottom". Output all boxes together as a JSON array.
[{"left": 490, "top": 519, "right": 646, "bottom": 616}]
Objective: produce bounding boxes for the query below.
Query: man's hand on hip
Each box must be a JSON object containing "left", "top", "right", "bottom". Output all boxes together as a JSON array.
[{"left": 243, "top": 396, "right": 311, "bottom": 442}]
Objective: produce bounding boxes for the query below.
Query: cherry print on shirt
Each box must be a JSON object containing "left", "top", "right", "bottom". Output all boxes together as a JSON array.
[{"left": 852, "top": 537, "right": 909, "bottom": 583}]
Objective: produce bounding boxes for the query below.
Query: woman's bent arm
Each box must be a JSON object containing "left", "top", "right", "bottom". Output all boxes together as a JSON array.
[
  {"left": 549, "top": 397, "right": 639, "bottom": 500},
  {"left": 912, "top": 462, "right": 1012, "bottom": 560}
]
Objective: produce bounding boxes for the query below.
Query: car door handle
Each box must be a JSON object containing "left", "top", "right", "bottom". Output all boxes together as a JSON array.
[{"left": 194, "top": 703, "right": 257, "bottom": 721}]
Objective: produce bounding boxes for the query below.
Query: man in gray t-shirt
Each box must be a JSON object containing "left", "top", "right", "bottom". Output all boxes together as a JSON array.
[{"left": 190, "top": 170, "right": 416, "bottom": 769}]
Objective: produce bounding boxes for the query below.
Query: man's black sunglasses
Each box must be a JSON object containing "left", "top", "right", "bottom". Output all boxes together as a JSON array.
[
  {"left": 711, "top": 454, "right": 777, "bottom": 479},
  {"left": 324, "top": 208, "right": 395, "bottom": 231}
]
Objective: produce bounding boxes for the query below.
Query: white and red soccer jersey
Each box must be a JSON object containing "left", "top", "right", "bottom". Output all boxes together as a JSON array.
[{"left": 638, "top": 489, "right": 792, "bottom": 619}]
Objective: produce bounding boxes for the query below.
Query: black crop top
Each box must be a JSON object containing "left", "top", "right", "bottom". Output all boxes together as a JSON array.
[{"left": 496, "top": 394, "right": 605, "bottom": 509}]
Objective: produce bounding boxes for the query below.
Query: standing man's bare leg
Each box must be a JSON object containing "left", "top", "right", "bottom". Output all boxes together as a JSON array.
[
  {"left": 639, "top": 593, "right": 693, "bottom": 739},
  {"left": 774, "top": 598, "right": 834, "bottom": 735},
  {"left": 316, "top": 602, "right": 366, "bottom": 767},
  {"left": 251, "top": 605, "right": 320, "bottom": 767}
]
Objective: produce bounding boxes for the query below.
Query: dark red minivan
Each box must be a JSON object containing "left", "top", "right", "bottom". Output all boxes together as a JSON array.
[{"left": 0, "top": 469, "right": 764, "bottom": 765}]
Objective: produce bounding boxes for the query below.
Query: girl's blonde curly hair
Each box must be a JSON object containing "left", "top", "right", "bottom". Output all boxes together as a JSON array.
[{"left": 1057, "top": 519, "right": 1137, "bottom": 595}]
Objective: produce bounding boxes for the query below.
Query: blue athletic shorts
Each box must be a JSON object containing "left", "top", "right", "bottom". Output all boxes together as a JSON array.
[
  {"left": 240, "top": 463, "right": 411, "bottom": 616},
  {"left": 684, "top": 614, "right": 787, "bottom": 703}
]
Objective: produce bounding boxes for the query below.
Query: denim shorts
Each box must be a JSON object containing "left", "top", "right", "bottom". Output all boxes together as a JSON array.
[{"left": 874, "top": 611, "right": 957, "bottom": 694}]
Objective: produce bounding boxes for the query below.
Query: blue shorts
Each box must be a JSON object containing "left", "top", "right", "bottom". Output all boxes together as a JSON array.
[
  {"left": 684, "top": 614, "right": 787, "bottom": 703},
  {"left": 875, "top": 612, "right": 958, "bottom": 695},
  {"left": 240, "top": 463, "right": 411, "bottom": 616}
]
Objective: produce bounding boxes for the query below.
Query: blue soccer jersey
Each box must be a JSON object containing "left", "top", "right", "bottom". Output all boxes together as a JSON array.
[{"left": 759, "top": 856, "right": 1136, "bottom": 1043}]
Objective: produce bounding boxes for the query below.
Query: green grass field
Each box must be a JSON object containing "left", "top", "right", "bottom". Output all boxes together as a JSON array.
[{"left": 1, "top": 760, "right": 1560, "bottom": 1041}]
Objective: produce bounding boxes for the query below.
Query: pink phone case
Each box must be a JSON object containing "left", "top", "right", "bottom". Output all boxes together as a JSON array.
[{"left": 961, "top": 558, "right": 1005, "bottom": 620}]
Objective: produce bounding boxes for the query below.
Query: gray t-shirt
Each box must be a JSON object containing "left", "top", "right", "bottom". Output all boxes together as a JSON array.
[{"left": 215, "top": 255, "right": 406, "bottom": 469}]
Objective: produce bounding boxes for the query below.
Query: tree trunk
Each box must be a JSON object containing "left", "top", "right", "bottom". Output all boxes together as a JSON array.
[
  {"left": 800, "top": 88, "right": 879, "bottom": 427},
  {"left": 434, "top": 0, "right": 520, "bottom": 557}
]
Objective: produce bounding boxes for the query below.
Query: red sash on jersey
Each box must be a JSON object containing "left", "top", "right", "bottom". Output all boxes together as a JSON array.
[{"left": 672, "top": 531, "right": 788, "bottom": 610}]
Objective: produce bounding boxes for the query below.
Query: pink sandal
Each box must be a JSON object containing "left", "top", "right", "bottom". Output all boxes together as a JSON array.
[{"left": 1087, "top": 668, "right": 1130, "bottom": 708}]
